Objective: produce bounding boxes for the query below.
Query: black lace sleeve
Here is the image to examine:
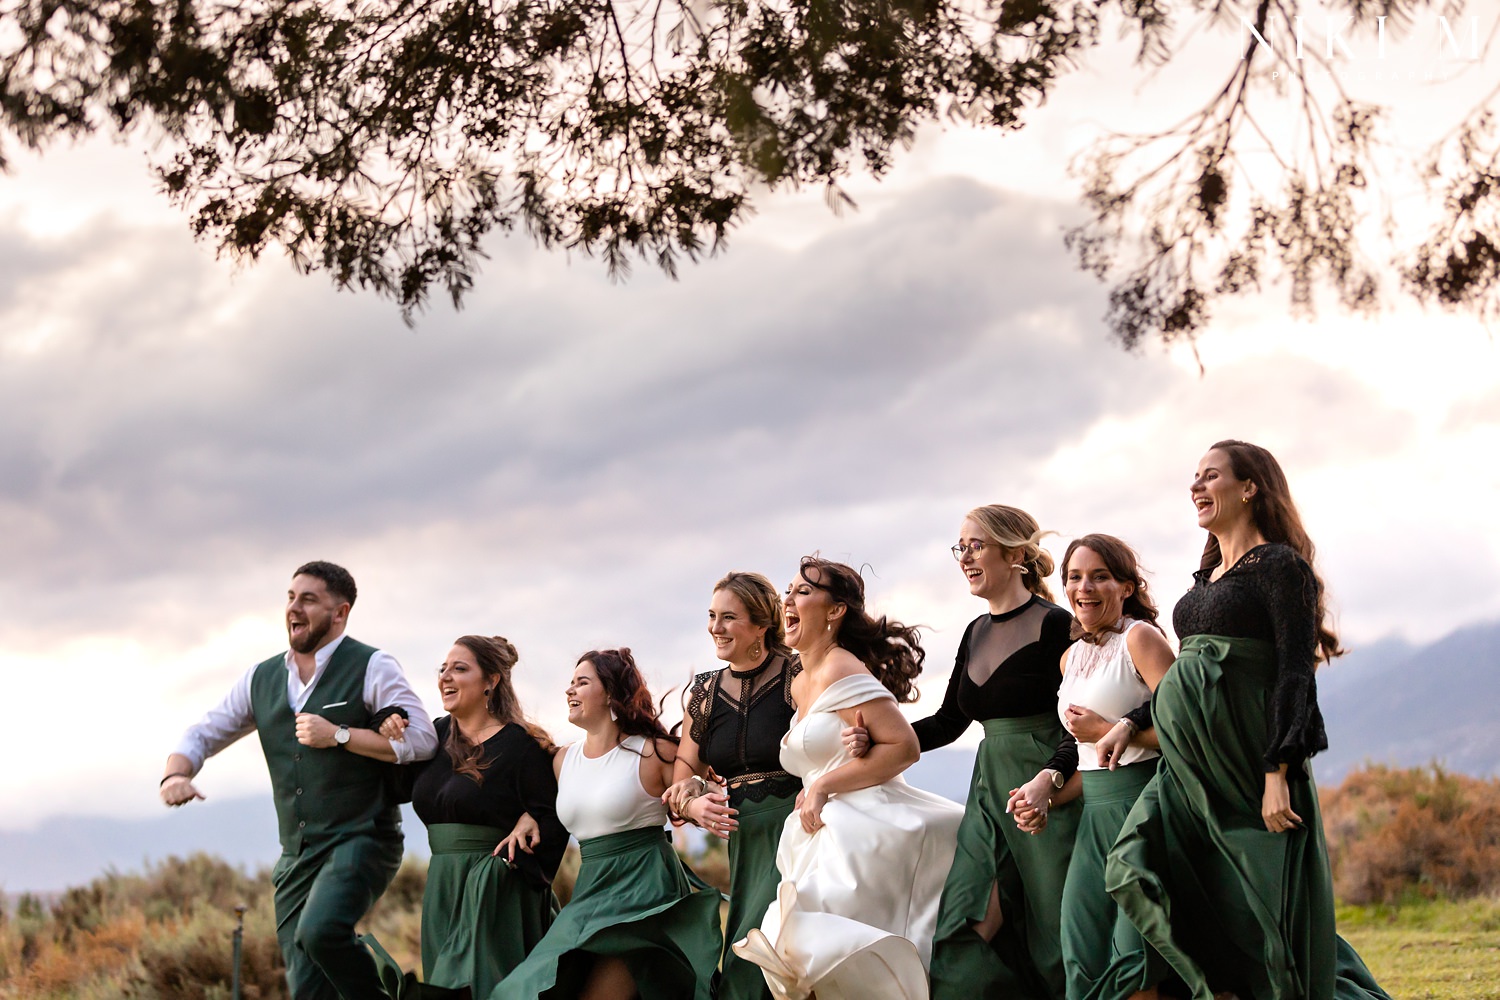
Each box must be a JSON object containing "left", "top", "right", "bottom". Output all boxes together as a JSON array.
[
  {"left": 912, "top": 619, "right": 978, "bottom": 752},
  {"left": 685, "top": 670, "right": 718, "bottom": 746},
  {"left": 1253, "top": 546, "right": 1329, "bottom": 774}
]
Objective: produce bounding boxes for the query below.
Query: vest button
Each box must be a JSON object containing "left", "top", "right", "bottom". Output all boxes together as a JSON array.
[
  {"left": 298, "top": 821, "right": 306, "bottom": 828},
  {"left": 294, "top": 754, "right": 302, "bottom": 762},
  {"left": 296, "top": 788, "right": 303, "bottom": 795}
]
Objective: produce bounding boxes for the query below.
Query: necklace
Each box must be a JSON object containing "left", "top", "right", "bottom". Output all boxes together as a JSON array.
[{"left": 728, "top": 651, "right": 776, "bottom": 679}]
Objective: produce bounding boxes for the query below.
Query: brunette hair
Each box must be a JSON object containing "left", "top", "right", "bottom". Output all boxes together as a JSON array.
[
  {"left": 713, "top": 571, "right": 791, "bottom": 658},
  {"left": 1061, "top": 535, "right": 1162, "bottom": 630},
  {"left": 964, "top": 505, "right": 1057, "bottom": 601},
  {"left": 293, "top": 561, "right": 357, "bottom": 606},
  {"left": 577, "top": 648, "right": 677, "bottom": 750},
  {"left": 798, "top": 556, "right": 925, "bottom": 703},
  {"left": 447, "top": 635, "right": 556, "bottom": 784},
  {"left": 1201, "top": 440, "right": 1342, "bottom": 661}
]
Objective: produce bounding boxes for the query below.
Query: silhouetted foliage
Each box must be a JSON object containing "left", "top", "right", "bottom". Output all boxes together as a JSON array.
[{"left": 2, "top": 1, "right": 1495, "bottom": 340}]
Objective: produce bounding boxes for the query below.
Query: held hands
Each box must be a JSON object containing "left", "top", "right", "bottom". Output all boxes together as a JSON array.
[
  {"left": 661, "top": 776, "right": 703, "bottom": 820},
  {"left": 159, "top": 775, "right": 205, "bottom": 807},
  {"left": 1006, "top": 773, "right": 1055, "bottom": 835},
  {"left": 1262, "top": 767, "right": 1303, "bottom": 834},
  {"left": 798, "top": 781, "right": 829, "bottom": 834},
  {"left": 379, "top": 715, "right": 409, "bottom": 742},
  {"left": 687, "top": 792, "right": 738, "bottom": 840},
  {"left": 495, "top": 812, "right": 541, "bottom": 865},
  {"left": 294, "top": 713, "right": 338, "bottom": 748},
  {"left": 1062, "top": 704, "right": 1112, "bottom": 743},
  {"left": 838, "top": 711, "right": 870, "bottom": 758}
]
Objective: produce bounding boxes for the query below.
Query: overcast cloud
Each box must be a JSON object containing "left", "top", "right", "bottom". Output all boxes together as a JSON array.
[{"left": 3, "top": 9, "right": 1500, "bottom": 828}]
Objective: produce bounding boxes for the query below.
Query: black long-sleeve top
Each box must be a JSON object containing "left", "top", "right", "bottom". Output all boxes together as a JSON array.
[
  {"left": 1172, "top": 542, "right": 1329, "bottom": 774},
  {"left": 913, "top": 596, "right": 1081, "bottom": 775},
  {"left": 401, "top": 716, "right": 569, "bottom": 887}
]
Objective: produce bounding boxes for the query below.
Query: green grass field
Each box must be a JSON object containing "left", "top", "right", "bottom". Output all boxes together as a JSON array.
[{"left": 1340, "top": 899, "right": 1500, "bottom": 1000}]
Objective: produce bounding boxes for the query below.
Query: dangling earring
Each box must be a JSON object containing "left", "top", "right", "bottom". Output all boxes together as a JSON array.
[
  {"left": 825, "top": 621, "right": 832, "bottom": 633},
  {"left": 1241, "top": 495, "right": 1250, "bottom": 504},
  {"left": 750, "top": 639, "right": 762, "bottom": 658},
  {"left": 609, "top": 705, "right": 618, "bottom": 721},
  {"left": 1011, "top": 563, "right": 1028, "bottom": 575}
]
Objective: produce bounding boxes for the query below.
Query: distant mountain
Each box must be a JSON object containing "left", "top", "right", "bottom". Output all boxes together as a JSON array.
[
  {"left": 5, "top": 620, "right": 1495, "bottom": 894},
  {"left": 1316, "top": 618, "right": 1500, "bottom": 783}
]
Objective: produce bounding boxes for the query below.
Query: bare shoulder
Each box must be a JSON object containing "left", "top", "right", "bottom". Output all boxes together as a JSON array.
[
  {"left": 552, "top": 742, "right": 573, "bottom": 778},
  {"left": 1126, "top": 621, "right": 1174, "bottom": 658},
  {"left": 823, "top": 647, "right": 872, "bottom": 683},
  {"left": 648, "top": 736, "right": 679, "bottom": 764}
]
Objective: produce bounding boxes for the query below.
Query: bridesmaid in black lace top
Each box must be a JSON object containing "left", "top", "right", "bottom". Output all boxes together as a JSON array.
[
  {"left": 664, "top": 571, "right": 800, "bottom": 1000},
  {"left": 1106, "top": 441, "right": 1389, "bottom": 1000}
]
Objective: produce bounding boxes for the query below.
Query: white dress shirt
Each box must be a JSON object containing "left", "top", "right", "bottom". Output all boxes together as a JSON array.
[{"left": 174, "top": 632, "right": 437, "bottom": 770}]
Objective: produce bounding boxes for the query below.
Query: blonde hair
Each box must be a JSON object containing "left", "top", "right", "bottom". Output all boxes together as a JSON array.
[{"left": 964, "top": 504, "right": 1056, "bottom": 601}]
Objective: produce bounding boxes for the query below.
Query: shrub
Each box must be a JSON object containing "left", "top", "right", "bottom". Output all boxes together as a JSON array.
[{"left": 1322, "top": 763, "right": 1500, "bottom": 905}]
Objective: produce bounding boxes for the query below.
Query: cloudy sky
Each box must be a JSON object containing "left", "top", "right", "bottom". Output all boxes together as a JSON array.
[{"left": 2, "top": 6, "right": 1498, "bottom": 832}]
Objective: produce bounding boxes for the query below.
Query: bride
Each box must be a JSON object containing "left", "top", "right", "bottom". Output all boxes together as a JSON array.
[{"left": 734, "top": 557, "right": 964, "bottom": 1000}]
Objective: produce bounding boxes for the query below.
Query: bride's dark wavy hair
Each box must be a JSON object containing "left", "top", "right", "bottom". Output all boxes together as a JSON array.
[
  {"left": 799, "top": 556, "right": 925, "bottom": 703},
  {"left": 577, "top": 648, "right": 678, "bottom": 753}
]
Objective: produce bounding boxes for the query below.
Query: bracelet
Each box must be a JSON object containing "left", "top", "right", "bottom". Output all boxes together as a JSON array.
[
  {"left": 159, "top": 773, "right": 191, "bottom": 787},
  {"left": 1117, "top": 717, "right": 1139, "bottom": 735},
  {"left": 687, "top": 774, "right": 709, "bottom": 797}
]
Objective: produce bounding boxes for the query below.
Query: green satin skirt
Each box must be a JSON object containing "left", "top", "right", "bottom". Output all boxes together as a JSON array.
[
  {"left": 491, "top": 825, "right": 723, "bottom": 1000},
  {"left": 1105, "top": 635, "right": 1391, "bottom": 1000},
  {"left": 929, "top": 713, "right": 1081, "bottom": 1000},
  {"left": 1060, "top": 761, "right": 1157, "bottom": 1000},
  {"left": 720, "top": 791, "right": 797, "bottom": 1000},
  {"left": 365, "top": 823, "right": 555, "bottom": 999}
]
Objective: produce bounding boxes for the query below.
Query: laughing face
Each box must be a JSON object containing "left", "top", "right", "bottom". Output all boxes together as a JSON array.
[
  {"left": 782, "top": 568, "right": 840, "bottom": 653},
  {"left": 1191, "top": 448, "right": 1256, "bottom": 534},
  {"left": 565, "top": 660, "right": 610, "bottom": 728},
  {"left": 955, "top": 516, "right": 1016, "bottom": 601},
  {"left": 708, "top": 587, "right": 767, "bottom": 665},
  {"left": 438, "top": 643, "right": 489, "bottom": 716},
  {"left": 1063, "top": 545, "right": 1132, "bottom": 634},
  {"left": 285, "top": 574, "right": 345, "bottom": 654}
]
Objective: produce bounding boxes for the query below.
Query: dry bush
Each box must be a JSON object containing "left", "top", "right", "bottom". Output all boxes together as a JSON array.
[{"left": 1322, "top": 764, "right": 1500, "bottom": 905}]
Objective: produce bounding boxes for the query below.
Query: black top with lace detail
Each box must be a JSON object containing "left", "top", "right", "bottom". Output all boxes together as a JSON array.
[
  {"left": 1172, "top": 541, "right": 1329, "bottom": 774},
  {"left": 686, "top": 652, "right": 803, "bottom": 804}
]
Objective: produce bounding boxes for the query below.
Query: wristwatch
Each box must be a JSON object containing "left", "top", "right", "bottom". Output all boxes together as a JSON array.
[
  {"left": 334, "top": 725, "right": 351, "bottom": 747},
  {"left": 1044, "top": 768, "right": 1065, "bottom": 790}
]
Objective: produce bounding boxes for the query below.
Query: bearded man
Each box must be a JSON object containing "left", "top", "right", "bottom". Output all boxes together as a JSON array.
[{"left": 161, "top": 561, "right": 436, "bottom": 999}]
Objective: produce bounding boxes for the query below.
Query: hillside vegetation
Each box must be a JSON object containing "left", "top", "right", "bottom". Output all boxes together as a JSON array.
[{"left": 1, "top": 764, "right": 1495, "bottom": 998}]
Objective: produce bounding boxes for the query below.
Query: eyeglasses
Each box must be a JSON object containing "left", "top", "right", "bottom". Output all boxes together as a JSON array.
[{"left": 951, "top": 540, "right": 989, "bottom": 561}]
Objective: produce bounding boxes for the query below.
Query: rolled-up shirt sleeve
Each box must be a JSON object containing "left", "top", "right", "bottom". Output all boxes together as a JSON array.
[
  {"left": 173, "top": 666, "right": 259, "bottom": 772},
  {"left": 364, "top": 651, "right": 438, "bottom": 764}
]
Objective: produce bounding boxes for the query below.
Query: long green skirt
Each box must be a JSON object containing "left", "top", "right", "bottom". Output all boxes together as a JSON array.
[
  {"left": 1105, "top": 635, "right": 1391, "bottom": 1000},
  {"left": 365, "top": 823, "right": 555, "bottom": 999},
  {"left": 491, "top": 825, "right": 723, "bottom": 1000},
  {"left": 929, "top": 713, "right": 1081, "bottom": 1000},
  {"left": 720, "top": 791, "right": 797, "bottom": 1000},
  {"left": 1061, "top": 761, "right": 1157, "bottom": 1000}
]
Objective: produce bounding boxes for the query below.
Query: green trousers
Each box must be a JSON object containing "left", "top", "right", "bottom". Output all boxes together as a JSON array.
[
  {"left": 273, "top": 832, "right": 403, "bottom": 1000},
  {"left": 719, "top": 791, "right": 797, "bottom": 1000},
  {"left": 1106, "top": 635, "right": 1390, "bottom": 1000},
  {"left": 1060, "top": 761, "right": 1157, "bottom": 1000},
  {"left": 930, "top": 714, "right": 1080, "bottom": 1000}
]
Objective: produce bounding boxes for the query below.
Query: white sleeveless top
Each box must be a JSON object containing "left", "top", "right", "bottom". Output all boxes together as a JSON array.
[
  {"left": 1057, "top": 619, "right": 1159, "bottom": 771},
  {"left": 554, "top": 734, "right": 669, "bottom": 841}
]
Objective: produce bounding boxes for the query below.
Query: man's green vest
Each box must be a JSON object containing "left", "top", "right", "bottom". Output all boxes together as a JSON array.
[{"left": 251, "top": 636, "right": 401, "bottom": 854}]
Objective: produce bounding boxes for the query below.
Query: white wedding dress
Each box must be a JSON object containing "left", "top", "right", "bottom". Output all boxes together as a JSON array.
[{"left": 732, "top": 673, "right": 964, "bottom": 1000}]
